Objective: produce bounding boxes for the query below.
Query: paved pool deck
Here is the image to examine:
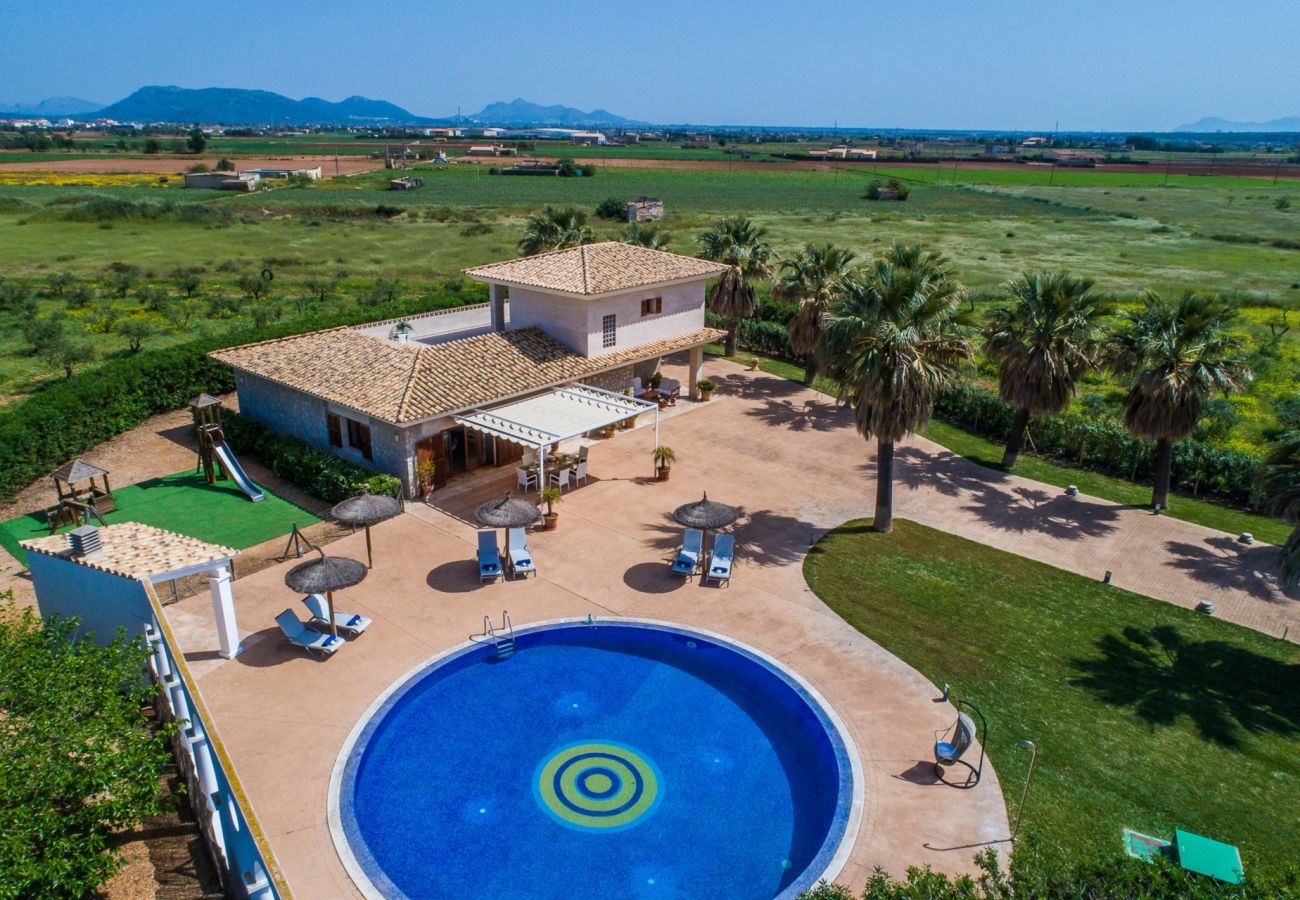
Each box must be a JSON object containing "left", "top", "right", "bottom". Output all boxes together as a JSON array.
[{"left": 166, "top": 357, "right": 1295, "bottom": 897}]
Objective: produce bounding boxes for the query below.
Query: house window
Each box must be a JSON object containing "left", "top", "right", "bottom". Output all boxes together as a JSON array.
[
  {"left": 346, "top": 417, "right": 373, "bottom": 461},
  {"left": 326, "top": 412, "right": 342, "bottom": 448},
  {"left": 640, "top": 297, "right": 662, "bottom": 316},
  {"left": 602, "top": 313, "right": 617, "bottom": 348}
]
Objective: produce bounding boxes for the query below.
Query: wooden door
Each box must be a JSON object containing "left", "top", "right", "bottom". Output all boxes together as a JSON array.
[{"left": 416, "top": 433, "right": 448, "bottom": 489}]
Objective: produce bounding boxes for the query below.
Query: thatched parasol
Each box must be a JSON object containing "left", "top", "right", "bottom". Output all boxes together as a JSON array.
[
  {"left": 284, "top": 543, "right": 368, "bottom": 638},
  {"left": 331, "top": 489, "right": 402, "bottom": 567},
  {"left": 475, "top": 492, "right": 542, "bottom": 543},
  {"left": 673, "top": 492, "right": 740, "bottom": 531}
]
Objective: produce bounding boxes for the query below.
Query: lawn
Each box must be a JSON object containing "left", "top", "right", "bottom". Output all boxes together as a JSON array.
[
  {"left": 0, "top": 470, "right": 319, "bottom": 565},
  {"left": 804, "top": 518, "right": 1300, "bottom": 874},
  {"left": 705, "top": 346, "right": 1293, "bottom": 545}
]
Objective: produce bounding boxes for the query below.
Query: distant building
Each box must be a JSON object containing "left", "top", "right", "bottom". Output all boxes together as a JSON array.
[
  {"left": 467, "top": 144, "right": 516, "bottom": 157},
  {"left": 626, "top": 197, "right": 664, "bottom": 222},
  {"left": 183, "top": 172, "right": 260, "bottom": 191},
  {"left": 243, "top": 166, "right": 322, "bottom": 180},
  {"left": 569, "top": 130, "right": 607, "bottom": 145}
]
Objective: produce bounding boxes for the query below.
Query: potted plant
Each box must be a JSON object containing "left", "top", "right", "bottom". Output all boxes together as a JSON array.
[
  {"left": 540, "top": 486, "right": 562, "bottom": 530},
  {"left": 653, "top": 445, "right": 676, "bottom": 482},
  {"left": 395, "top": 321, "right": 413, "bottom": 343},
  {"left": 601, "top": 422, "right": 617, "bottom": 438},
  {"left": 697, "top": 379, "right": 716, "bottom": 401},
  {"left": 648, "top": 370, "right": 664, "bottom": 390},
  {"left": 416, "top": 459, "right": 437, "bottom": 499},
  {"left": 620, "top": 388, "right": 636, "bottom": 428}
]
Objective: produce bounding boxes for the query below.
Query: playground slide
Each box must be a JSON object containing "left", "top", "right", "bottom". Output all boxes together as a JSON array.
[{"left": 213, "top": 444, "right": 265, "bottom": 502}]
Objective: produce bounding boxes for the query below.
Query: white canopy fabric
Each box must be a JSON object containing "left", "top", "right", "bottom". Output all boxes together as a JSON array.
[{"left": 455, "top": 384, "right": 658, "bottom": 449}]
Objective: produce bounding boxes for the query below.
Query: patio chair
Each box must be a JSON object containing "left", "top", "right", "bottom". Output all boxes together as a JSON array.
[
  {"left": 549, "top": 467, "right": 571, "bottom": 492},
  {"left": 671, "top": 528, "right": 704, "bottom": 577},
  {"left": 632, "top": 377, "right": 649, "bottom": 398},
  {"left": 578, "top": 444, "right": 589, "bottom": 462},
  {"left": 302, "top": 593, "right": 372, "bottom": 637},
  {"left": 659, "top": 377, "right": 681, "bottom": 405},
  {"left": 933, "top": 701, "right": 986, "bottom": 786},
  {"left": 704, "top": 534, "right": 734, "bottom": 586},
  {"left": 574, "top": 460, "right": 589, "bottom": 487},
  {"left": 478, "top": 531, "right": 503, "bottom": 583},
  {"left": 275, "top": 609, "right": 345, "bottom": 659},
  {"left": 507, "top": 527, "right": 536, "bottom": 578},
  {"left": 516, "top": 467, "right": 538, "bottom": 491}
]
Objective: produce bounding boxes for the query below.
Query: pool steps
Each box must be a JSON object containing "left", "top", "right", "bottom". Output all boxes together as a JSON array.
[{"left": 470, "top": 610, "right": 516, "bottom": 660}]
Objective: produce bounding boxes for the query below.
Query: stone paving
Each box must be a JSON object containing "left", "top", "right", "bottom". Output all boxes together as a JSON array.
[{"left": 166, "top": 358, "right": 1296, "bottom": 898}]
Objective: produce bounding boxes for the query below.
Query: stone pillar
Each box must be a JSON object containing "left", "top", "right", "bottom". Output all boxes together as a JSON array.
[
  {"left": 209, "top": 566, "right": 240, "bottom": 659},
  {"left": 688, "top": 345, "right": 704, "bottom": 400},
  {"left": 489, "top": 284, "right": 506, "bottom": 332}
]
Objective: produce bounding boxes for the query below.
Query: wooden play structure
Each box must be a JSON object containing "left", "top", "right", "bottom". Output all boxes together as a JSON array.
[
  {"left": 45, "top": 459, "right": 114, "bottom": 533},
  {"left": 191, "top": 393, "right": 264, "bottom": 502},
  {"left": 192, "top": 393, "right": 228, "bottom": 484}
]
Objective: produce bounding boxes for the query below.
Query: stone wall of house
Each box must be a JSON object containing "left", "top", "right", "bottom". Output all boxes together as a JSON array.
[
  {"left": 233, "top": 371, "right": 416, "bottom": 494},
  {"left": 581, "top": 359, "right": 661, "bottom": 393}
]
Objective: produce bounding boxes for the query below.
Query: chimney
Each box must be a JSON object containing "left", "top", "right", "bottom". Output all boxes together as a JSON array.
[{"left": 68, "top": 525, "right": 103, "bottom": 558}]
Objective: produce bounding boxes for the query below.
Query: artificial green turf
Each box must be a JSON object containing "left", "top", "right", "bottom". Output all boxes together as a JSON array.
[
  {"left": 804, "top": 518, "right": 1300, "bottom": 874},
  {"left": 0, "top": 470, "right": 319, "bottom": 565},
  {"left": 704, "top": 346, "right": 1293, "bottom": 545}
]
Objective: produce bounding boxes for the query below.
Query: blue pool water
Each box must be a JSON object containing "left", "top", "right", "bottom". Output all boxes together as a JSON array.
[{"left": 337, "top": 622, "right": 854, "bottom": 899}]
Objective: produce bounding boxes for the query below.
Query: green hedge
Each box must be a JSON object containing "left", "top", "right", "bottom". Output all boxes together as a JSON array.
[
  {"left": 0, "top": 293, "right": 472, "bottom": 500},
  {"left": 707, "top": 311, "right": 796, "bottom": 359},
  {"left": 935, "top": 384, "right": 1263, "bottom": 505},
  {"left": 221, "top": 413, "right": 401, "bottom": 503}
]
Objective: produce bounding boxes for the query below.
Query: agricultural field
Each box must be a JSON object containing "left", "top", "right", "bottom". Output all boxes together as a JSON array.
[{"left": 0, "top": 157, "right": 1295, "bottom": 453}]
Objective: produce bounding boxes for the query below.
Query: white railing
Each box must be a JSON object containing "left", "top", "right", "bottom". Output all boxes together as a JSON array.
[{"left": 142, "top": 582, "right": 289, "bottom": 899}]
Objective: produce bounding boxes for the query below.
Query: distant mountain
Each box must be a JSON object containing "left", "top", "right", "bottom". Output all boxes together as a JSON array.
[
  {"left": 458, "top": 98, "right": 644, "bottom": 127},
  {"left": 93, "top": 85, "right": 429, "bottom": 125},
  {"left": 1174, "top": 115, "right": 1300, "bottom": 133},
  {"left": 0, "top": 96, "right": 102, "bottom": 117}
]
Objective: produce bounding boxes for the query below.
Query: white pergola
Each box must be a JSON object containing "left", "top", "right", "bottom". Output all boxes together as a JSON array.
[{"left": 455, "top": 384, "right": 660, "bottom": 489}]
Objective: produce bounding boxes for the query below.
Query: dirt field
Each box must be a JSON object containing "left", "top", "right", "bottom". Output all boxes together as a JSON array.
[{"left": 0, "top": 154, "right": 382, "bottom": 176}]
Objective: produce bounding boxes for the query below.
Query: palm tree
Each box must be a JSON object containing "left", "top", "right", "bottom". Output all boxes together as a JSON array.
[
  {"left": 696, "top": 216, "right": 776, "bottom": 357},
  {"left": 1260, "top": 431, "right": 1300, "bottom": 588},
  {"left": 983, "top": 272, "right": 1111, "bottom": 468},
  {"left": 774, "top": 242, "right": 856, "bottom": 385},
  {"left": 517, "top": 206, "right": 594, "bottom": 256},
  {"left": 1107, "top": 291, "right": 1252, "bottom": 510},
  {"left": 622, "top": 222, "right": 672, "bottom": 250},
  {"left": 819, "top": 247, "right": 972, "bottom": 533}
]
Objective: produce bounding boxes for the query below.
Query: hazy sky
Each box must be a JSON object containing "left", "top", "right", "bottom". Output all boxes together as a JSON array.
[{"left": 2, "top": 0, "right": 1297, "bottom": 130}]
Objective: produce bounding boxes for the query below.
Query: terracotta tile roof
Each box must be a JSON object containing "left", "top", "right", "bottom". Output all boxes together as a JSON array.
[
  {"left": 212, "top": 326, "right": 726, "bottom": 425},
  {"left": 21, "top": 523, "right": 237, "bottom": 580},
  {"left": 464, "top": 242, "right": 729, "bottom": 296}
]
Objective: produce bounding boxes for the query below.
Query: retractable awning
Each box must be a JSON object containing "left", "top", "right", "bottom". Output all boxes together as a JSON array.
[{"left": 455, "top": 384, "right": 658, "bottom": 449}]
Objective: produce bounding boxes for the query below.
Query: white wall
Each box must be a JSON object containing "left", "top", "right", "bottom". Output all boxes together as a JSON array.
[{"left": 505, "top": 278, "right": 708, "bottom": 357}]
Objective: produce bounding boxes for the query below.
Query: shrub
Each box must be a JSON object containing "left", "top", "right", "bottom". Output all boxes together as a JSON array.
[
  {"left": 934, "top": 383, "right": 1263, "bottom": 504},
  {"left": 595, "top": 196, "right": 627, "bottom": 220},
  {"left": 459, "top": 222, "right": 493, "bottom": 237},
  {"left": 222, "top": 413, "right": 401, "bottom": 502},
  {"left": 557, "top": 158, "right": 578, "bottom": 177}
]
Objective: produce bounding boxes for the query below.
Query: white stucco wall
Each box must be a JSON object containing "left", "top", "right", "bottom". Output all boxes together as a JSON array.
[{"left": 504, "top": 278, "right": 708, "bottom": 357}]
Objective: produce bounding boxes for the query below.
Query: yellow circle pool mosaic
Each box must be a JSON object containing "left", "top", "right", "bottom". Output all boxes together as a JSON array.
[{"left": 534, "top": 741, "right": 662, "bottom": 831}]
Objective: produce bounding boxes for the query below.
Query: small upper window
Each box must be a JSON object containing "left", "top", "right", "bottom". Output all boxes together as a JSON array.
[
  {"left": 640, "top": 297, "right": 662, "bottom": 316},
  {"left": 602, "top": 314, "right": 617, "bottom": 348}
]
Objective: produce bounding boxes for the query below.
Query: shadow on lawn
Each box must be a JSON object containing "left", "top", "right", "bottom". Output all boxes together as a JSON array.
[
  {"left": 1069, "top": 624, "right": 1300, "bottom": 748},
  {"left": 894, "top": 446, "right": 1120, "bottom": 542},
  {"left": 1163, "top": 535, "right": 1297, "bottom": 602}
]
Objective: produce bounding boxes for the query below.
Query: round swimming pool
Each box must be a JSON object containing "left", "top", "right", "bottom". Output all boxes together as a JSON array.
[{"left": 331, "top": 620, "right": 859, "bottom": 899}]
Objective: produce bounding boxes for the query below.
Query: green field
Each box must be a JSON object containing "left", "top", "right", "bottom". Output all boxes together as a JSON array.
[
  {"left": 0, "top": 157, "right": 1294, "bottom": 459},
  {"left": 0, "top": 470, "right": 320, "bottom": 565},
  {"left": 805, "top": 518, "right": 1300, "bottom": 875}
]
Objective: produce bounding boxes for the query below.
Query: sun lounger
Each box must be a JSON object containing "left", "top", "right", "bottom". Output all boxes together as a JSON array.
[
  {"left": 275, "top": 609, "right": 345, "bottom": 659},
  {"left": 507, "top": 527, "right": 536, "bottom": 579},
  {"left": 478, "top": 531, "right": 503, "bottom": 583},
  {"left": 302, "top": 593, "right": 372, "bottom": 636},
  {"left": 704, "top": 534, "right": 734, "bottom": 586},
  {"left": 671, "top": 528, "right": 704, "bottom": 577}
]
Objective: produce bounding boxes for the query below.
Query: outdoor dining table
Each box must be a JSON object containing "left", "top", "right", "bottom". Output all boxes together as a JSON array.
[{"left": 524, "top": 452, "right": 578, "bottom": 477}]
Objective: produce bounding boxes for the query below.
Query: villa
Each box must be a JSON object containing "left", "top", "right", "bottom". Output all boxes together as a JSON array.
[{"left": 212, "top": 242, "right": 728, "bottom": 496}]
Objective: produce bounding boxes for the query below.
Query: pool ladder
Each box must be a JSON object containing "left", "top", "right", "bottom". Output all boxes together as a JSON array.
[{"left": 473, "top": 610, "right": 516, "bottom": 660}]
